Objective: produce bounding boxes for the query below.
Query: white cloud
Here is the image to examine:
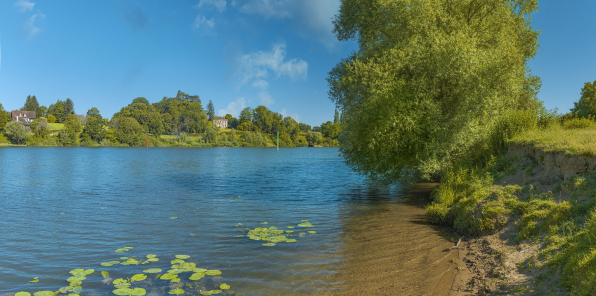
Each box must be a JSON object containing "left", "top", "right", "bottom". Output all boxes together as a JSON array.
[
  {"left": 236, "top": 0, "right": 340, "bottom": 50},
  {"left": 195, "top": 0, "right": 227, "bottom": 13},
  {"left": 14, "top": 0, "right": 34, "bottom": 12},
  {"left": 280, "top": 108, "right": 300, "bottom": 122},
  {"left": 236, "top": 42, "right": 307, "bottom": 86},
  {"left": 218, "top": 97, "right": 246, "bottom": 117},
  {"left": 258, "top": 90, "right": 274, "bottom": 106},
  {"left": 25, "top": 11, "right": 45, "bottom": 37},
  {"left": 192, "top": 15, "right": 215, "bottom": 34},
  {"left": 252, "top": 79, "right": 269, "bottom": 89}
]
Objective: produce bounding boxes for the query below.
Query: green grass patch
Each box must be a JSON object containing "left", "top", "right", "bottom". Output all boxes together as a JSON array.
[
  {"left": 509, "top": 123, "right": 596, "bottom": 157},
  {"left": 47, "top": 123, "right": 64, "bottom": 130}
]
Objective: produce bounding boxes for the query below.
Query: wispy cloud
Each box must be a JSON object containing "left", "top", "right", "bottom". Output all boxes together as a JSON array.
[
  {"left": 218, "top": 97, "right": 247, "bottom": 117},
  {"left": 195, "top": 0, "right": 227, "bottom": 13},
  {"left": 192, "top": 15, "right": 215, "bottom": 34},
  {"left": 280, "top": 108, "right": 300, "bottom": 122},
  {"left": 25, "top": 11, "right": 45, "bottom": 37},
  {"left": 14, "top": 0, "right": 34, "bottom": 12},
  {"left": 236, "top": 0, "right": 341, "bottom": 51},
  {"left": 236, "top": 42, "right": 307, "bottom": 86}
]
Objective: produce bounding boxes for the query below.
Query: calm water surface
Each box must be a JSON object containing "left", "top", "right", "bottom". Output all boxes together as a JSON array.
[{"left": 0, "top": 148, "right": 455, "bottom": 295}]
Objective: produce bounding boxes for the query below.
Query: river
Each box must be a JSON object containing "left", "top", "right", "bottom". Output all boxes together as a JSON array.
[{"left": 0, "top": 147, "right": 460, "bottom": 295}]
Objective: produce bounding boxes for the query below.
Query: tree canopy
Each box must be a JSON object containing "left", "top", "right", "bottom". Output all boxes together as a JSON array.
[
  {"left": 328, "top": 0, "right": 542, "bottom": 182},
  {"left": 571, "top": 80, "right": 596, "bottom": 119}
]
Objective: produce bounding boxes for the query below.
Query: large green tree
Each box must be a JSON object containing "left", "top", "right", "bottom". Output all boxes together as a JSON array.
[
  {"left": 5, "top": 122, "right": 31, "bottom": 145},
  {"left": 64, "top": 98, "right": 75, "bottom": 116},
  {"left": 207, "top": 100, "right": 215, "bottom": 121},
  {"left": 23, "top": 95, "right": 41, "bottom": 117},
  {"left": 328, "top": 0, "right": 542, "bottom": 182},
  {"left": 571, "top": 80, "right": 596, "bottom": 119},
  {"left": 0, "top": 104, "right": 11, "bottom": 130}
]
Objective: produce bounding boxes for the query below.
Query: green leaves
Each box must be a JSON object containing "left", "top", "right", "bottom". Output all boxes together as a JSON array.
[
  {"left": 143, "top": 268, "right": 162, "bottom": 273},
  {"left": 130, "top": 274, "right": 147, "bottom": 282},
  {"left": 205, "top": 270, "right": 222, "bottom": 276},
  {"left": 28, "top": 277, "right": 39, "bottom": 283}
]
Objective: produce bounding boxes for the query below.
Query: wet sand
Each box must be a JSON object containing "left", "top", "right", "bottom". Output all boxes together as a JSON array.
[{"left": 320, "top": 183, "right": 473, "bottom": 296}]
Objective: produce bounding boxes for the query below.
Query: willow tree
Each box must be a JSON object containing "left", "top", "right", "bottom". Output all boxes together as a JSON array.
[{"left": 328, "top": 0, "right": 542, "bottom": 182}]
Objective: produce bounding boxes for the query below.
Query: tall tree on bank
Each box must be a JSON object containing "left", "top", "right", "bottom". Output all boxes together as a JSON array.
[
  {"left": 48, "top": 100, "right": 65, "bottom": 123},
  {"left": 328, "top": 0, "right": 542, "bottom": 182},
  {"left": 207, "top": 100, "right": 215, "bottom": 121},
  {"left": 0, "top": 104, "right": 11, "bottom": 129},
  {"left": 64, "top": 98, "right": 75, "bottom": 116},
  {"left": 23, "top": 95, "right": 41, "bottom": 117},
  {"left": 570, "top": 80, "right": 596, "bottom": 119}
]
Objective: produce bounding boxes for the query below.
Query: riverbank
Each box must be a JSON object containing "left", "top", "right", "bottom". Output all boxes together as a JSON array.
[{"left": 427, "top": 140, "right": 596, "bottom": 295}]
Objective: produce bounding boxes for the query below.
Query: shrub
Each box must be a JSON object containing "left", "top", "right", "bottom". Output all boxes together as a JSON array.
[{"left": 563, "top": 117, "right": 594, "bottom": 129}]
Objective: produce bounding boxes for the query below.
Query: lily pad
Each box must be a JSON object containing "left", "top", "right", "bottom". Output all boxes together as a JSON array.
[
  {"left": 286, "top": 239, "right": 297, "bottom": 242},
  {"left": 209, "top": 290, "right": 222, "bottom": 295},
  {"left": 15, "top": 292, "right": 31, "bottom": 296},
  {"left": 113, "top": 278, "right": 130, "bottom": 288},
  {"left": 189, "top": 272, "right": 205, "bottom": 280},
  {"left": 287, "top": 226, "right": 295, "bottom": 228},
  {"left": 308, "top": 231, "right": 316, "bottom": 234},
  {"left": 131, "top": 274, "right": 147, "bottom": 282},
  {"left": 193, "top": 268, "right": 208, "bottom": 273},
  {"left": 100, "top": 262, "right": 113, "bottom": 266},
  {"left": 171, "top": 278, "right": 181, "bottom": 283},
  {"left": 146, "top": 254, "right": 157, "bottom": 258},
  {"left": 113, "top": 288, "right": 134, "bottom": 296},
  {"left": 84, "top": 269, "right": 95, "bottom": 275},
  {"left": 146, "top": 258, "right": 159, "bottom": 262},
  {"left": 120, "top": 257, "right": 129, "bottom": 260},
  {"left": 175, "top": 255, "right": 190, "bottom": 259},
  {"left": 262, "top": 243, "right": 276, "bottom": 246},
  {"left": 101, "top": 271, "right": 110, "bottom": 279},
  {"left": 298, "top": 221, "right": 313, "bottom": 227},
  {"left": 171, "top": 259, "right": 185, "bottom": 264},
  {"left": 168, "top": 289, "right": 184, "bottom": 295},
  {"left": 220, "top": 283, "right": 230, "bottom": 290},
  {"left": 33, "top": 292, "right": 54, "bottom": 296},
  {"left": 130, "top": 288, "right": 147, "bottom": 296},
  {"left": 205, "top": 270, "right": 222, "bottom": 276},
  {"left": 29, "top": 277, "right": 39, "bottom": 283},
  {"left": 143, "top": 268, "right": 162, "bottom": 273},
  {"left": 170, "top": 217, "right": 178, "bottom": 219},
  {"left": 160, "top": 274, "right": 178, "bottom": 280},
  {"left": 124, "top": 246, "right": 134, "bottom": 249}
]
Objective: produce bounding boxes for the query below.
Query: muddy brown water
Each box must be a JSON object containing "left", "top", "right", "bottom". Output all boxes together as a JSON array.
[{"left": 320, "top": 183, "right": 464, "bottom": 296}]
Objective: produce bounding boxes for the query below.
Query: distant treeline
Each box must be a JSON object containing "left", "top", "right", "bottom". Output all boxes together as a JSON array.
[{"left": 0, "top": 91, "right": 342, "bottom": 147}]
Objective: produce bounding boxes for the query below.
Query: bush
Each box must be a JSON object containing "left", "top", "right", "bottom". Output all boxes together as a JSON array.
[{"left": 563, "top": 117, "right": 594, "bottom": 129}]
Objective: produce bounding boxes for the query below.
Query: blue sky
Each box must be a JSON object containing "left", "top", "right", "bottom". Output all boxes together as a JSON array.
[{"left": 0, "top": 1, "right": 595, "bottom": 126}]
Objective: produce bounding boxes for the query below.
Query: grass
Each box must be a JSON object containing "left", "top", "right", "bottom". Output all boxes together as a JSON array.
[
  {"left": 509, "top": 122, "right": 596, "bottom": 157},
  {"left": 47, "top": 123, "right": 64, "bottom": 130}
]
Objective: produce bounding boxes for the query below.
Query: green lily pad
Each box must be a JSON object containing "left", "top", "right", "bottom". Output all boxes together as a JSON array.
[
  {"left": 285, "top": 230, "right": 294, "bottom": 233},
  {"left": 205, "top": 270, "right": 222, "bottom": 276},
  {"left": 131, "top": 274, "right": 147, "bottom": 282},
  {"left": 29, "top": 277, "right": 39, "bottom": 283},
  {"left": 193, "top": 268, "right": 208, "bottom": 273},
  {"left": 199, "top": 292, "right": 211, "bottom": 295},
  {"left": 124, "top": 246, "right": 134, "bottom": 249},
  {"left": 308, "top": 231, "right": 316, "bottom": 234},
  {"left": 175, "top": 255, "right": 190, "bottom": 259},
  {"left": 68, "top": 280, "right": 82, "bottom": 286},
  {"left": 113, "top": 278, "right": 130, "bottom": 288},
  {"left": 15, "top": 292, "right": 31, "bottom": 296},
  {"left": 113, "top": 288, "right": 134, "bottom": 296},
  {"left": 143, "top": 268, "right": 162, "bottom": 273},
  {"left": 160, "top": 274, "right": 178, "bottom": 280},
  {"left": 100, "top": 262, "right": 113, "bottom": 266},
  {"left": 287, "top": 226, "right": 295, "bottom": 228},
  {"left": 298, "top": 221, "right": 313, "bottom": 227},
  {"left": 171, "top": 278, "right": 181, "bottom": 283},
  {"left": 115, "top": 248, "right": 128, "bottom": 253},
  {"left": 168, "top": 289, "right": 184, "bottom": 295},
  {"left": 262, "top": 243, "right": 276, "bottom": 246},
  {"left": 220, "top": 283, "right": 230, "bottom": 290},
  {"left": 69, "top": 269, "right": 84, "bottom": 275},
  {"left": 101, "top": 271, "right": 109, "bottom": 279},
  {"left": 209, "top": 290, "right": 222, "bottom": 295},
  {"left": 120, "top": 257, "right": 129, "bottom": 260},
  {"left": 299, "top": 232, "right": 306, "bottom": 237},
  {"left": 146, "top": 254, "right": 157, "bottom": 258},
  {"left": 33, "top": 292, "right": 54, "bottom": 296},
  {"left": 261, "top": 222, "right": 268, "bottom": 224},
  {"left": 59, "top": 287, "right": 69, "bottom": 293},
  {"left": 67, "top": 276, "right": 86, "bottom": 282},
  {"left": 171, "top": 259, "right": 185, "bottom": 264},
  {"left": 84, "top": 269, "right": 94, "bottom": 275},
  {"left": 130, "top": 288, "right": 146, "bottom": 296},
  {"left": 170, "top": 217, "right": 178, "bottom": 219},
  {"left": 146, "top": 258, "right": 159, "bottom": 262},
  {"left": 286, "top": 239, "right": 297, "bottom": 242},
  {"left": 126, "top": 259, "right": 140, "bottom": 265},
  {"left": 189, "top": 272, "right": 205, "bottom": 280}
]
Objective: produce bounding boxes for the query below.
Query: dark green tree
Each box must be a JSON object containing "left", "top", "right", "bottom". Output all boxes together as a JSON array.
[
  {"left": 114, "top": 117, "right": 145, "bottom": 146},
  {"left": 230, "top": 129, "right": 238, "bottom": 146},
  {"left": 299, "top": 123, "right": 311, "bottom": 132},
  {"left": 132, "top": 97, "right": 150, "bottom": 105},
  {"left": 64, "top": 98, "right": 75, "bottom": 116},
  {"left": 0, "top": 104, "right": 11, "bottom": 130},
  {"left": 207, "top": 100, "right": 215, "bottom": 121},
  {"left": 571, "top": 80, "right": 596, "bottom": 119},
  {"left": 82, "top": 116, "right": 106, "bottom": 142},
  {"left": 30, "top": 118, "right": 50, "bottom": 138},
  {"left": 86, "top": 107, "right": 103, "bottom": 121},
  {"left": 24, "top": 95, "right": 41, "bottom": 117},
  {"left": 205, "top": 127, "right": 217, "bottom": 143},
  {"left": 239, "top": 107, "right": 253, "bottom": 124},
  {"left": 48, "top": 100, "right": 65, "bottom": 123}
]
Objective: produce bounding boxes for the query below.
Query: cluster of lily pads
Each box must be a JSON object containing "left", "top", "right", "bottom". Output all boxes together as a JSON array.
[
  {"left": 16, "top": 248, "right": 232, "bottom": 296},
  {"left": 236, "top": 220, "right": 316, "bottom": 246}
]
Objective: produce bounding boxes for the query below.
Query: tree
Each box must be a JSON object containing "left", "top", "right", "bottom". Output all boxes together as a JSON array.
[
  {"left": 205, "top": 127, "right": 217, "bottom": 143},
  {"left": 328, "top": 0, "right": 542, "bottom": 182},
  {"left": 334, "top": 109, "right": 340, "bottom": 124},
  {"left": 571, "top": 80, "right": 596, "bottom": 119},
  {"left": 306, "top": 131, "right": 323, "bottom": 147},
  {"left": 132, "top": 97, "right": 150, "bottom": 105},
  {"left": 239, "top": 107, "right": 253, "bottom": 124},
  {"left": 64, "top": 98, "right": 75, "bottom": 116},
  {"left": 48, "top": 100, "right": 65, "bottom": 123},
  {"left": 225, "top": 114, "right": 239, "bottom": 129},
  {"left": 30, "top": 118, "right": 50, "bottom": 138},
  {"left": 39, "top": 105, "right": 48, "bottom": 117},
  {"left": 82, "top": 116, "right": 106, "bottom": 142},
  {"left": 114, "top": 117, "right": 144, "bottom": 146},
  {"left": 0, "top": 103, "right": 11, "bottom": 130},
  {"left": 24, "top": 95, "right": 41, "bottom": 117},
  {"left": 230, "top": 129, "right": 238, "bottom": 145},
  {"left": 47, "top": 115, "right": 56, "bottom": 123},
  {"left": 5, "top": 122, "right": 31, "bottom": 145},
  {"left": 207, "top": 100, "right": 215, "bottom": 121},
  {"left": 86, "top": 107, "right": 103, "bottom": 121},
  {"left": 299, "top": 123, "right": 311, "bottom": 132}
]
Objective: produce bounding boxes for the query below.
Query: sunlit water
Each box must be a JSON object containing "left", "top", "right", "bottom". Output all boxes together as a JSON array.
[{"left": 0, "top": 148, "right": 456, "bottom": 295}]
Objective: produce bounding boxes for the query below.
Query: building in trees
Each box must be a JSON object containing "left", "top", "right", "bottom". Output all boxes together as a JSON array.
[
  {"left": 11, "top": 110, "right": 37, "bottom": 126},
  {"left": 212, "top": 116, "right": 228, "bottom": 128}
]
